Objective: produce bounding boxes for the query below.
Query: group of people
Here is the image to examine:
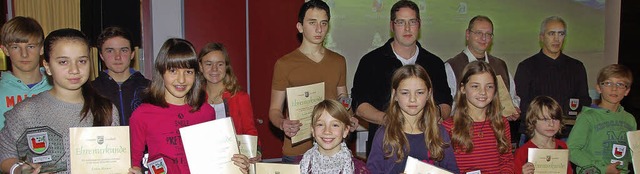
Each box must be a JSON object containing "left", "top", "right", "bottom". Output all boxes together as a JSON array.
[
  {"left": 0, "top": 0, "right": 634, "bottom": 174},
  {"left": 270, "top": 0, "right": 635, "bottom": 174},
  {"left": 0, "top": 17, "right": 259, "bottom": 174}
]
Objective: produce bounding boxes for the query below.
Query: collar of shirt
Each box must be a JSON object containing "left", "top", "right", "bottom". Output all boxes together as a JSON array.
[
  {"left": 463, "top": 46, "right": 489, "bottom": 63},
  {"left": 393, "top": 45, "right": 419, "bottom": 65}
]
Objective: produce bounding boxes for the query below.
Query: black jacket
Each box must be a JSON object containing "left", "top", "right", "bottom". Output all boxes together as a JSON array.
[
  {"left": 91, "top": 70, "right": 150, "bottom": 125},
  {"left": 352, "top": 38, "right": 452, "bottom": 114},
  {"left": 351, "top": 38, "right": 452, "bottom": 155}
]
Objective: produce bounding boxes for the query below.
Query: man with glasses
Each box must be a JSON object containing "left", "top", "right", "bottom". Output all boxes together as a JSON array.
[
  {"left": 445, "top": 16, "right": 521, "bottom": 146},
  {"left": 352, "top": 0, "right": 452, "bottom": 156},
  {"left": 515, "top": 16, "right": 591, "bottom": 142},
  {"left": 444, "top": 15, "right": 520, "bottom": 120}
]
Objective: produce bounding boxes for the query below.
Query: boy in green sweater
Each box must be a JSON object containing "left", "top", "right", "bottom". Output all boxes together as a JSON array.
[{"left": 568, "top": 64, "right": 636, "bottom": 174}]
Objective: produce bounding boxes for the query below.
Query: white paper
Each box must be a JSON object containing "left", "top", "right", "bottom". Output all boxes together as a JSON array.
[
  {"left": 237, "top": 134, "right": 258, "bottom": 174},
  {"left": 180, "top": 117, "right": 242, "bottom": 174},
  {"left": 255, "top": 163, "right": 300, "bottom": 174},
  {"left": 237, "top": 135, "right": 258, "bottom": 158},
  {"left": 404, "top": 156, "right": 453, "bottom": 174},
  {"left": 627, "top": 130, "right": 640, "bottom": 173}
]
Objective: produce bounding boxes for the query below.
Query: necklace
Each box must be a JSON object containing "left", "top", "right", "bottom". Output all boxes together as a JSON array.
[
  {"left": 209, "top": 95, "right": 222, "bottom": 104},
  {"left": 476, "top": 119, "right": 487, "bottom": 138}
]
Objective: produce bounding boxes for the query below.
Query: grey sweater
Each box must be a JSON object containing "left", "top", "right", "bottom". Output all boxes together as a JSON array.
[{"left": 0, "top": 91, "right": 118, "bottom": 173}]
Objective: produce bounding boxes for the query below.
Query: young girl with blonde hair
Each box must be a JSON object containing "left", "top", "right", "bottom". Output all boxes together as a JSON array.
[
  {"left": 299, "top": 99, "right": 368, "bottom": 174},
  {"left": 367, "top": 65, "right": 458, "bottom": 174},
  {"left": 198, "top": 43, "right": 261, "bottom": 162}
]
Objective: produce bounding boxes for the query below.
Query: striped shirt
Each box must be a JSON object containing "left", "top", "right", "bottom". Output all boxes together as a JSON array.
[{"left": 442, "top": 117, "right": 514, "bottom": 173}]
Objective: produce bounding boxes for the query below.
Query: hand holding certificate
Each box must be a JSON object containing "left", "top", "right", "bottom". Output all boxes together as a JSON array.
[
  {"left": 286, "top": 82, "right": 325, "bottom": 144},
  {"left": 527, "top": 148, "right": 569, "bottom": 174},
  {"left": 237, "top": 135, "right": 258, "bottom": 174},
  {"left": 404, "top": 156, "right": 453, "bottom": 174},
  {"left": 180, "top": 117, "right": 243, "bottom": 174},
  {"left": 69, "top": 126, "right": 131, "bottom": 174}
]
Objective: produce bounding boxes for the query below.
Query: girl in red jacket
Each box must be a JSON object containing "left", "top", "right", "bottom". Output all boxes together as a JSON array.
[{"left": 198, "top": 42, "right": 261, "bottom": 162}]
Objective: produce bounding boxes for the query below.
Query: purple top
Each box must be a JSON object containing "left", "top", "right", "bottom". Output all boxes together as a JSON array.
[{"left": 366, "top": 124, "right": 459, "bottom": 174}]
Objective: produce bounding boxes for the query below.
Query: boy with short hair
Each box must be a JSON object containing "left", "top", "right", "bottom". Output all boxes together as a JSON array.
[
  {"left": 91, "top": 26, "right": 149, "bottom": 126},
  {"left": 268, "top": 0, "right": 353, "bottom": 163},
  {"left": 568, "top": 64, "right": 636, "bottom": 174},
  {"left": 0, "top": 16, "right": 51, "bottom": 129}
]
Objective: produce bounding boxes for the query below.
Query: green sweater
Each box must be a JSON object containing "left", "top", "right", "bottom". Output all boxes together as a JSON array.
[{"left": 568, "top": 106, "right": 636, "bottom": 173}]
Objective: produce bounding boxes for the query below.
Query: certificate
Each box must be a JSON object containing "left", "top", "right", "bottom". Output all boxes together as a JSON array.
[
  {"left": 180, "top": 117, "right": 242, "bottom": 174},
  {"left": 237, "top": 134, "right": 258, "bottom": 174},
  {"left": 286, "top": 82, "right": 325, "bottom": 144},
  {"left": 527, "top": 148, "right": 569, "bottom": 174},
  {"left": 627, "top": 130, "right": 640, "bottom": 173},
  {"left": 69, "top": 126, "right": 131, "bottom": 174},
  {"left": 496, "top": 75, "right": 517, "bottom": 117},
  {"left": 255, "top": 163, "right": 299, "bottom": 174},
  {"left": 237, "top": 135, "right": 258, "bottom": 158},
  {"left": 404, "top": 156, "right": 453, "bottom": 174}
]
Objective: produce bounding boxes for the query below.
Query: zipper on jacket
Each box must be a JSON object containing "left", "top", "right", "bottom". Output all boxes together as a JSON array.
[{"left": 118, "top": 84, "right": 126, "bottom": 125}]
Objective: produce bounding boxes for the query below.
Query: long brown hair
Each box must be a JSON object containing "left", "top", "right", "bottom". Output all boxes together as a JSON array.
[
  {"left": 451, "top": 61, "right": 509, "bottom": 154},
  {"left": 383, "top": 65, "right": 446, "bottom": 162},
  {"left": 197, "top": 42, "right": 241, "bottom": 95},
  {"left": 144, "top": 38, "right": 205, "bottom": 112},
  {"left": 43, "top": 28, "right": 113, "bottom": 126}
]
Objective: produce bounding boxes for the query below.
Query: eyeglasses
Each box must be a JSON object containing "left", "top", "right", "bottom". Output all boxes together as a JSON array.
[
  {"left": 537, "top": 118, "right": 560, "bottom": 124},
  {"left": 469, "top": 30, "right": 493, "bottom": 39},
  {"left": 393, "top": 19, "right": 420, "bottom": 27},
  {"left": 599, "top": 81, "right": 629, "bottom": 90}
]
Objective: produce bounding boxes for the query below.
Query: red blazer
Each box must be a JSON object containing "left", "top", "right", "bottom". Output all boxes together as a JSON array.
[{"left": 222, "top": 91, "right": 259, "bottom": 137}]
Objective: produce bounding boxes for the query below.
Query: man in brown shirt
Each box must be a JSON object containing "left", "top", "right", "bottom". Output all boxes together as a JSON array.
[{"left": 268, "top": 0, "right": 353, "bottom": 163}]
